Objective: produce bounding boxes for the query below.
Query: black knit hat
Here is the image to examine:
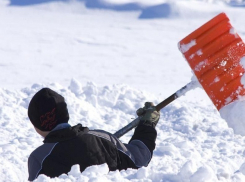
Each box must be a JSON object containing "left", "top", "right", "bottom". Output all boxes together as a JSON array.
[{"left": 28, "top": 88, "right": 69, "bottom": 131}]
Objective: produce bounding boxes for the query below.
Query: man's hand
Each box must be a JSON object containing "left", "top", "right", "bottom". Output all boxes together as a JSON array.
[{"left": 136, "top": 102, "right": 160, "bottom": 128}]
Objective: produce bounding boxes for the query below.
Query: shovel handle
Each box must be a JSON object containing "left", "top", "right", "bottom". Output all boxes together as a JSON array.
[
  {"left": 113, "top": 81, "right": 197, "bottom": 138},
  {"left": 155, "top": 92, "right": 178, "bottom": 112}
]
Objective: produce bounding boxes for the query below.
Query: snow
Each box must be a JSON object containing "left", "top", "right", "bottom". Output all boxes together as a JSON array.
[
  {"left": 218, "top": 56, "right": 245, "bottom": 136},
  {"left": 179, "top": 40, "right": 197, "bottom": 54},
  {"left": 219, "top": 99, "right": 245, "bottom": 136},
  {"left": 240, "top": 56, "right": 245, "bottom": 87},
  {"left": 2, "top": 0, "right": 245, "bottom": 181},
  {"left": 195, "top": 59, "right": 208, "bottom": 72},
  {"left": 175, "top": 78, "right": 200, "bottom": 97},
  {"left": 230, "top": 27, "right": 237, "bottom": 35},
  {"left": 197, "top": 49, "right": 203, "bottom": 56}
]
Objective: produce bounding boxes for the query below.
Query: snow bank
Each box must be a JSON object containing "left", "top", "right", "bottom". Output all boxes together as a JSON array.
[
  {"left": 9, "top": 0, "right": 245, "bottom": 7},
  {"left": 9, "top": 0, "right": 177, "bottom": 19},
  {"left": 9, "top": 0, "right": 240, "bottom": 19},
  {"left": 139, "top": 3, "right": 178, "bottom": 19},
  {"left": 85, "top": 0, "right": 143, "bottom": 11},
  {"left": 219, "top": 99, "right": 245, "bottom": 136},
  {"left": 34, "top": 164, "right": 112, "bottom": 182},
  {"left": 0, "top": 80, "right": 155, "bottom": 181},
  {"left": 3, "top": 1, "right": 245, "bottom": 181},
  {"left": 226, "top": 0, "right": 245, "bottom": 7},
  {"left": 9, "top": 0, "right": 160, "bottom": 9},
  {"left": 2, "top": 80, "right": 245, "bottom": 181},
  {"left": 9, "top": 0, "right": 68, "bottom": 6},
  {"left": 218, "top": 56, "right": 245, "bottom": 136}
]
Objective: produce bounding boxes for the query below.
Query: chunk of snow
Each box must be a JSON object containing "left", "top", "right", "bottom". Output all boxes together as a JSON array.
[
  {"left": 179, "top": 40, "right": 196, "bottom": 53},
  {"left": 219, "top": 98, "right": 245, "bottom": 136},
  {"left": 240, "top": 56, "right": 245, "bottom": 88},
  {"left": 190, "top": 165, "right": 216, "bottom": 182},
  {"left": 195, "top": 59, "right": 207, "bottom": 71}
]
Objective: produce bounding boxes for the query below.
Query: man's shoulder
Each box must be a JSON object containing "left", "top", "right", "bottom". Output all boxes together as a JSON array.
[
  {"left": 28, "top": 142, "right": 58, "bottom": 181},
  {"left": 29, "top": 142, "right": 58, "bottom": 161},
  {"left": 44, "top": 124, "right": 89, "bottom": 143}
]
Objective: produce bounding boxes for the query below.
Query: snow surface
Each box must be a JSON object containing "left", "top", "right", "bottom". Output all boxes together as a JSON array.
[
  {"left": 2, "top": 0, "right": 245, "bottom": 181},
  {"left": 178, "top": 40, "right": 197, "bottom": 54},
  {"left": 240, "top": 56, "right": 245, "bottom": 87},
  {"left": 219, "top": 56, "right": 245, "bottom": 136}
]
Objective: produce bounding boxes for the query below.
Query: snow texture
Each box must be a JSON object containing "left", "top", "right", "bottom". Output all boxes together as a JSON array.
[
  {"left": 179, "top": 40, "right": 197, "bottom": 54},
  {"left": 2, "top": 0, "right": 245, "bottom": 182},
  {"left": 240, "top": 56, "right": 245, "bottom": 87}
]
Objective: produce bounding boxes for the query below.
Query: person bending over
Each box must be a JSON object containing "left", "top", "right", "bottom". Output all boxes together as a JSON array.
[{"left": 27, "top": 88, "right": 159, "bottom": 181}]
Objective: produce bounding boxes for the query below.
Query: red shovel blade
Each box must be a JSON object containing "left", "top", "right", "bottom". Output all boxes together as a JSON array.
[{"left": 178, "top": 13, "right": 245, "bottom": 110}]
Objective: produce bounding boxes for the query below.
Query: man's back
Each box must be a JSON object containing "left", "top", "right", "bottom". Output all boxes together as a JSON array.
[{"left": 28, "top": 124, "right": 139, "bottom": 181}]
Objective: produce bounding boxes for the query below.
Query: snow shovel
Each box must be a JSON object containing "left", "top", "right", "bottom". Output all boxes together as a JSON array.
[
  {"left": 114, "top": 12, "right": 245, "bottom": 138},
  {"left": 179, "top": 12, "right": 245, "bottom": 111}
]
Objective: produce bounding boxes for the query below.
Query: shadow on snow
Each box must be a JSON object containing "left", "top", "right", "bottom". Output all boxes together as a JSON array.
[{"left": 9, "top": 0, "right": 176, "bottom": 19}]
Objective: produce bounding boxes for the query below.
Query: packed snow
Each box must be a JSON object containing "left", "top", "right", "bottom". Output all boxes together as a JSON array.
[
  {"left": 2, "top": 0, "right": 245, "bottom": 182},
  {"left": 219, "top": 50, "right": 245, "bottom": 137},
  {"left": 178, "top": 40, "right": 197, "bottom": 54},
  {"left": 240, "top": 56, "right": 245, "bottom": 86}
]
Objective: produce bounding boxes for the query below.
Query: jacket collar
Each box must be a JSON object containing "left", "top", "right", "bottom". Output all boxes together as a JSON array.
[
  {"left": 52, "top": 123, "right": 71, "bottom": 131},
  {"left": 44, "top": 124, "right": 89, "bottom": 143}
]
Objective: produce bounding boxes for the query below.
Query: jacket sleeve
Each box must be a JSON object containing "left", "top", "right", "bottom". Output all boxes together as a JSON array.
[
  {"left": 129, "top": 123, "right": 157, "bottom": 156},
  {"left": 28, "top": 155, "right": 41, "bottom": 181},
  {"left": 28, "top": 143, "right": 58, "bottom": 181},
  {"left": 116, "top": 124, "right": 157, "bottom": 170}
]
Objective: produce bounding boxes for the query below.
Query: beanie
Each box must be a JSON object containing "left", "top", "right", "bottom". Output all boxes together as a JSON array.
[{"left": 28, "top": 88, "right": 69, "bottom": 131}]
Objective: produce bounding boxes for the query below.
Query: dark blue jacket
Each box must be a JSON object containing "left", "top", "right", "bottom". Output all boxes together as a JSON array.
[{"left": 28, "top": 123, "right": 157, "bottom": 181}]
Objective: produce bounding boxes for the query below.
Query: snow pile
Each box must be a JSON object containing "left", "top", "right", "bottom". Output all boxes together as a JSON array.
[
  {"left": 139, "top": 3, "right": 178, "bottom": 19},
  {"left": 219, "top": 99, "right": 245, "bottom": 136},
  {"left": 2, "top": 0, "right": 245, "bottom": 181},
  {"left": 8, "top": 0, "right": 245, "bottom": 19},
  {"left": 226, "top": 0, "right": 245, "bottom": 6},
  {"left": 34, "top": 164, "right": 111, "bottom": 182},
  {"left": 218, "top": 57, "right": 245, "bottom": 136},
  {"left": 0, "top": 80, "right": 156, "bottom": 181},
  {"left": 1, "top": 80, "right": 245, "bottom": 182}
]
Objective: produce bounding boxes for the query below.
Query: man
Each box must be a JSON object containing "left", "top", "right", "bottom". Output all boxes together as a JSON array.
[{"left": 28, "top": 88, "right": 159, "bottom": 181}]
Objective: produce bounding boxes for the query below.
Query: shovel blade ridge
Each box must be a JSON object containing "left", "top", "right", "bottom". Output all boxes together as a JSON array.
[{"left": 179, "top": 12, "right": 245, "bottom": 110}]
